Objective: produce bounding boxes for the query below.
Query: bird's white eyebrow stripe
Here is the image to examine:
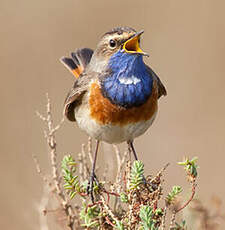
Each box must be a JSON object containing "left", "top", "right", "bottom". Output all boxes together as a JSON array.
[{"left": 118, "top": 75, "right": 141, "bottom": 85}]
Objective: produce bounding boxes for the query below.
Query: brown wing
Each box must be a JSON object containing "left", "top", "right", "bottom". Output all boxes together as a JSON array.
[
  {"left": 146, "top": 65, "right": 167, "bottom": 99},
  {"left": 62, "top": 48, "right": 95, "bottom": 121},
  {"left": 64, "top": 73, "right": 94, "bottom": 121}
]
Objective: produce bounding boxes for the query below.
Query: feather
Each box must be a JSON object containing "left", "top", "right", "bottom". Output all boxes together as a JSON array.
[
  {"left": 60, "top": 48, "right": 93, "bottom": 78},
  {"left": 146, "top": 65, "right": 167, "bottom": 98}
]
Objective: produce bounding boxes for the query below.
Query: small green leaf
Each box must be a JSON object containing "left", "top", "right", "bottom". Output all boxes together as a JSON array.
[
  {"left": 69, "top": 191, "right": 77, "bottom": 199},
  {"left": 120, "top": 193, "right": 128, "bottom": 203},
  {"left": 172, "top": 220, "right": 187, "bottom": 230},
  {"left": 80, "top": 204, "right": 100, "bottom": 228},
  {"left": 178, "top": 157, "right": 198, "bottom": 178},
  {"left": 155, "top": 208, "right": 163, "bottom": 216},
  {"left": 64, "top": 185, "right": 73, "bottom": 190},
  {"left": 166, "top": 186, "right": 182, "bottom": 205},
  {"left": 129, "top": 160, "right": 145, "bottom": 190},
  {"left": 139, "top": 205, "right": 158, "bottom": 230},
  {"left": 61, "top": 155, "right": 81, "bottom": 199},
  {"left": 116, "top": 220, "right": 124, "bottom": 230}
]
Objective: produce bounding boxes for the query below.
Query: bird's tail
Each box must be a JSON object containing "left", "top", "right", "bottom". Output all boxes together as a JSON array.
[{"left": 60, "top": 48, "right": 93, "bottom": 78}]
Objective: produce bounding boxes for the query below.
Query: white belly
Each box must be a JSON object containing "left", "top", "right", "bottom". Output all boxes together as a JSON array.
[{"left": 74, "top": 95, "right": 157, "bottom": 144}]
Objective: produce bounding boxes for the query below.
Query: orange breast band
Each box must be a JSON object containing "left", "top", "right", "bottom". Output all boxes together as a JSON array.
[{"left": 89, "top": 81, "right": 158, "bottom": 126}]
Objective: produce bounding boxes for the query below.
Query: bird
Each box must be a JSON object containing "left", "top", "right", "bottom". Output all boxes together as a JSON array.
[{"left": 60, "top": 27, "right": 167, "bottom": 201}]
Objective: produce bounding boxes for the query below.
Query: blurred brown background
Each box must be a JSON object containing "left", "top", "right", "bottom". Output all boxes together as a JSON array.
[{"left": 1, "top": 0, "right": 225, "bottom": 229}]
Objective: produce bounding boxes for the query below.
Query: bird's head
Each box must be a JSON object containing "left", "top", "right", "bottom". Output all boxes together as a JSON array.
[{"left": 89, "top": 27, "right": 148, "bottom": 72}]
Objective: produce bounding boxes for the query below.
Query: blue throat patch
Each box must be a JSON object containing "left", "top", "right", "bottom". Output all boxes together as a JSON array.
[{"left": 101, "top": 50, "right": 153, "bottom": 108}]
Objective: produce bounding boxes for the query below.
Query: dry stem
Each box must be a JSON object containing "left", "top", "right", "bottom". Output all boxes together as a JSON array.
[{"left": 35, "top": 93, "right": 75, "bottom": 230}]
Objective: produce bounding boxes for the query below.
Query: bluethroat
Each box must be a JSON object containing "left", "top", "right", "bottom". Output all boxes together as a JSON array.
[{"left": 61, "top": 27, "right": 167, "bottom": 201}]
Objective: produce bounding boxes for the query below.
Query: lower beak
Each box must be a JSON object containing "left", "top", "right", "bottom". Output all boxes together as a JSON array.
[{"left": 123, "top": 30, "right": 149, "bottom": 56}]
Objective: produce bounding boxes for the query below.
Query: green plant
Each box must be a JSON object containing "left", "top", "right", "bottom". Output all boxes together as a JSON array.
[
  {"left": 178, "top": 157, "right": 198, "bottom": 179},
  {"left": 171, "top": 220, "right": 187, "bottom": 230},
  {"left": 166, "top": 186, "right": 182, "bottom": 206},
  {"left": 139, "top": 205, "right": 158, "bottom": 230},
  {"left": 80, "top": 204, "right": 100, "bottom": 228},
  {"left": 62, "top": 155, "right": 82, "bottom": 199},
  {"left": 129, "top": 160, "right": 145, "bottom": 190},
  {"left": 60, "top": 155, "right": 199, "bottom": 229},
  {"left": 35, "top": 96, "right": 205, "bottom": 230}
]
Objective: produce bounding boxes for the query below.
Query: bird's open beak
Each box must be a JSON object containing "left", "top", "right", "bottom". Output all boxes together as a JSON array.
[{"left": 123, "top": 30, "right": 149, "bottom": 56}]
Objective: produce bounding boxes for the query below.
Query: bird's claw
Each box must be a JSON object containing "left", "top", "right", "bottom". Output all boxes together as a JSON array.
[{"left": 87, "top": 173, "right": 99, "bottom": 203}]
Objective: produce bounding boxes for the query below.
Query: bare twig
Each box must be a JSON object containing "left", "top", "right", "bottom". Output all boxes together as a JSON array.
[
  {"left": 45, "top": 94, "right": 65, "bottom": 203},
  {"left": 81, "top": 143, "right": 89, "bottom": 177},
  {"left": 175, "top": 179, "right": 197, "bottom": 213},
  {"left": 102, "top": 163, "right": 109, "bottom": 182},
  {"left": 100, "top": 195, "right": 120, "bottom": 227},
  {"left": 169, "top": 211, "right": 176, "bottom": 229},
  {"left": 150, "top": 163, "right": 170, "bottom": 185},
  {"left": 37, "top": 185, "right": 51, "bottom": 230},
  {"left": 87, "top": 137, "right": 93, "bottom": 164},
  {"left": 35, "top": 94, "right": 76, "bottom": 230},
  {"left": 78, "top": 152, "right": 85, "bottom": 183},
  {"left": 161, "top": 206, "right": 167, "bottom": 230},
  {"left": 114, "top": 145, "right": 128, "bottom": 189},
  {"left": 32, "top": 154, "right": 48, "bottom": 184},
  {"left": 36, "top": 111, "right": 47, "bottom": 122}
]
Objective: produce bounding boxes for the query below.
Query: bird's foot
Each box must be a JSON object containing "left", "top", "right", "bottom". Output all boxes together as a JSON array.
[{"left": 87, "top": 173, "right": 99, "bottom": 203}]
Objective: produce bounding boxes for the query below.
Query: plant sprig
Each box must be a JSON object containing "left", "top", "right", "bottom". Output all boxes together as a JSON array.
[
  {"left": 139, "top": 205, "right": 158, "bottom": 230},
  {"left": 129, "top": 160, "right": 145, "bottom": 190},
  {"left": 178, "top": 157, "right": 198, "bottom": 179},
  {"left": 166, "top": 186, "right": 182, "bottom": 206},
  {"left": 61, "top": 155, "right": 82, "bottom": 199}
]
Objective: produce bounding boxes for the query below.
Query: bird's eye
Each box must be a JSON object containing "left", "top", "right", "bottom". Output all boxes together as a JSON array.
[{"left": 109, "top": 39, "right": 116, "bottom": 48}]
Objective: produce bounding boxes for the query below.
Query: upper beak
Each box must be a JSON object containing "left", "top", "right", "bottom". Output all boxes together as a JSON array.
[{"left": 123, "top": 30, "right": 149, "bottom": 56}]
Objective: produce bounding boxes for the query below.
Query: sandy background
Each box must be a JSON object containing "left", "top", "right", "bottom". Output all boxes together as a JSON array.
[{"left": 1, "top": 0, "right": 225, "bottom": 229}]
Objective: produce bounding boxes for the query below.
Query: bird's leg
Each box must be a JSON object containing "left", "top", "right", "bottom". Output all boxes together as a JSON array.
[
  {"left": 127, "top": 140, "right": 138, "bottom": 160},
  {"left": 87, "top": 140, "right": 100, "bottom": 203}
]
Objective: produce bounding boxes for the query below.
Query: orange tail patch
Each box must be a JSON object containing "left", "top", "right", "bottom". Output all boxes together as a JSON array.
[
  {"left": 60, "top": 57, "right": 83, "bottom": 78},
  {"left": 60, "top": 48, "right": 93, "bottom": 78},
  {"left": 72, "top": 65, "right": 84, "bottom": 78}
]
